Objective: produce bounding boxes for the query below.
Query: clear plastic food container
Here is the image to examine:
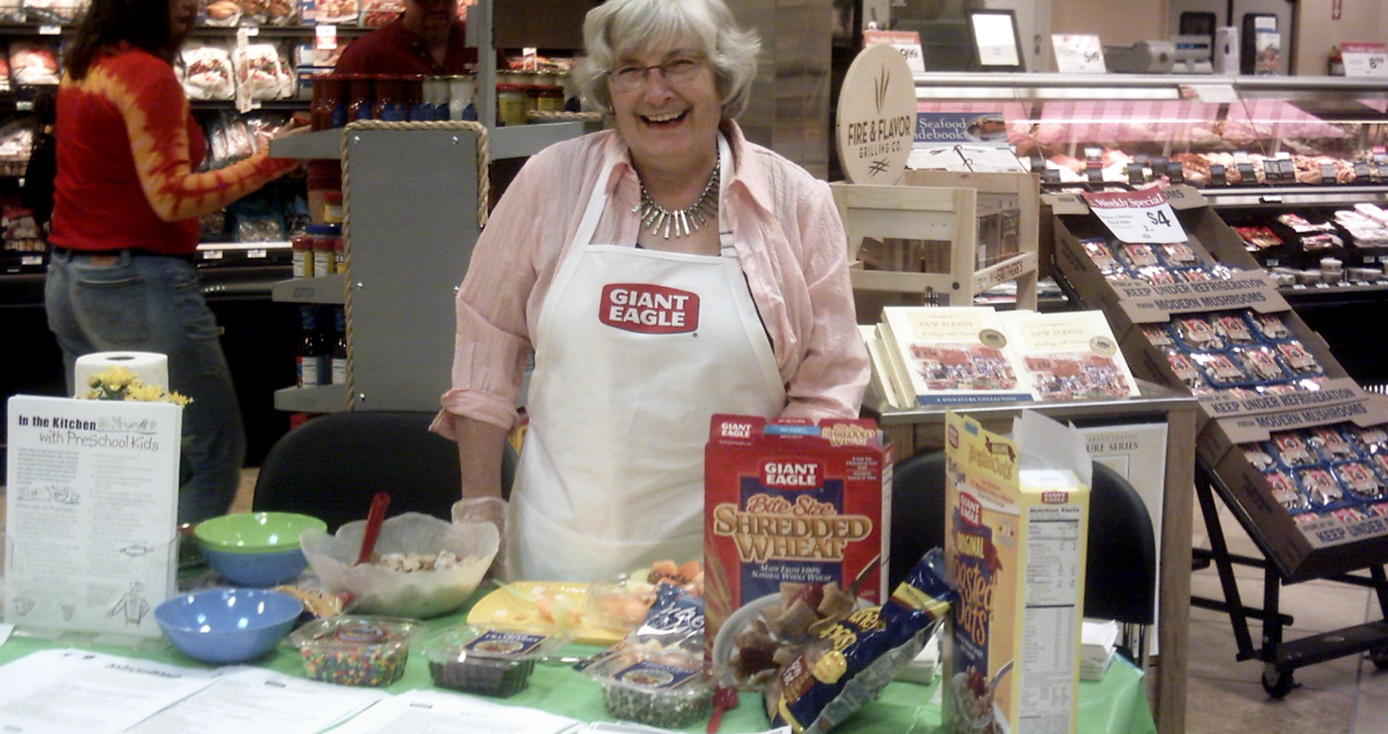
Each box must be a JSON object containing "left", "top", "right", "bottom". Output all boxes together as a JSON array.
[
  {"left": 286, "top": 615, "right": 424, "bottom": 687},
  {"left": 584, "top": 649, "right": 713, "bottom": 729},
  {"left": 421, "top": 624, "right": 572, "bottom": 697}
]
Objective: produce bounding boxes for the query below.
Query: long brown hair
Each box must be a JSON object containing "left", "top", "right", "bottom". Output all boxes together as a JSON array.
[{"left": 65, "top": 0, "right": 178, "bottom": 80}]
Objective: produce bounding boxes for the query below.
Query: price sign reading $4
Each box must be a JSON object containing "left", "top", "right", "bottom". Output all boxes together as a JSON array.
[{"left": 1081, "top": 189, "right": 1188, "bottom": 244}]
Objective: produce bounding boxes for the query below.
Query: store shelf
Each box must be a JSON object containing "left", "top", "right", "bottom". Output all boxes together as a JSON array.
[
  {"left": 269, "top": 120, "right": 593, "bottom": 162},
  {"left": 271, "top": 273, "right": 346, "bottom": 304},
  {"left": 1200, "top": 185, "right": 1388, "bottom": 208},
  {"left": 490, "top": 121, "right": 590, "bottom": 159},
  {"left": 274, "top": 383, "right": 349, "bottom": 413},
  {"left": 269, "top": 128, "right": 343, "bottom": 160}
]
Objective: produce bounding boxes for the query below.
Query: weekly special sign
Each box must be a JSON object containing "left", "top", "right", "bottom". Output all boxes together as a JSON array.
[{"left": 836, "top": 42, "right": 916, "bottom": 184}]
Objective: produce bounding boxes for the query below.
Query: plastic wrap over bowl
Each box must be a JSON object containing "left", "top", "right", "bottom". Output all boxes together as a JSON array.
[{"left": 300, "top": 512, "right": 498, "bottom": 618}]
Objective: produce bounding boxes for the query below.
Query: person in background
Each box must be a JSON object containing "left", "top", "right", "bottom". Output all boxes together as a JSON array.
[
  {"left": 333, "top": 0, "right": 477, "bottom": 75},
  {"left": 45, "top": 0, "right": 302, "bottom": 525},
  {"left": 435, "top": 0, "right": 868, "bottom": 582}
]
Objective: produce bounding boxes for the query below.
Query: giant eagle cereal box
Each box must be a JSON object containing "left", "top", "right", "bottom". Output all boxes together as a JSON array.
[
  {"left": 942, "top": 411, "right": 1090, "bottom": 734},
  {"left": 704, "top": 414, "right": 890, "bottom": 685}
]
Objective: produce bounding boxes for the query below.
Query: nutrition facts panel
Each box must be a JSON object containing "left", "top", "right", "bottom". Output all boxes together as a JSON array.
[{"left": 1019, "top": 504, "right": 1085, "bottom": 731}]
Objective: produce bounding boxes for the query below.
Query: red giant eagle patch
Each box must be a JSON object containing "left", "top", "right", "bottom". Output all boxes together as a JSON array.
[{"left": 600, "top": 284, "right": 700, "bottom": 334}]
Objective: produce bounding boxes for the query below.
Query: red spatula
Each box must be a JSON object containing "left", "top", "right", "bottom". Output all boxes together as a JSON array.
[{"left": 355, "top": 492, "right": 391, "bottom": 565}]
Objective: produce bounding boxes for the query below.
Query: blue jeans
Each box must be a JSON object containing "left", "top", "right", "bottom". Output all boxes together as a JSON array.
[{"left": 45, "top": 248, "right": 246, "bottom": 525}]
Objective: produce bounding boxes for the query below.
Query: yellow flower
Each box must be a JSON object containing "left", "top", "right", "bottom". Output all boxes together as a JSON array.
[
  {"left": 126, "top": 384, "right": 167, "bottom": 402},
  {"left": 94, "top": 366, "right": 137, "bottom": 391},
  {"left": 76, "top": 366, "right": 191, "bottom": 406}
]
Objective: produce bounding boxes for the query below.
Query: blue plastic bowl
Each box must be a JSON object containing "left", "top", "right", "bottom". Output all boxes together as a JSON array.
[
  {"left": 155, "top": 588, "right": 304, "bottom": 664},
  {"left": 200, "top": 545, "right": 310, "bottom": 587}
]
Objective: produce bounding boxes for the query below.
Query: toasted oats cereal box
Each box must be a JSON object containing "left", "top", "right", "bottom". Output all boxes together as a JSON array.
[
  {"left": 942, "top": 410, "right": 1090, "bottom": 734},
  {"left": 703, "top": 414, "right": 890, "bottom": 682}
]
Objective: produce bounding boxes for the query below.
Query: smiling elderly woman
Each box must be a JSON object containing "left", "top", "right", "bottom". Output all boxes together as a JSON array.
[{"left": 433, "top": 0, "right": 868, "bottom": 583}]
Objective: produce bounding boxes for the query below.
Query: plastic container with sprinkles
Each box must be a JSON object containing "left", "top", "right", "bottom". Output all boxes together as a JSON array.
[
  {"left": 421, "top": 624, "right": 572, "bottom": 697},
  {"left": 286, "top": 615, "right": 425, "bottom": 687},
  {"left": 584, "top": 648, "right": 713, "bottom": 729}
]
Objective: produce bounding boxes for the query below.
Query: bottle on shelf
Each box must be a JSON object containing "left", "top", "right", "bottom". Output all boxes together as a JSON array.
[
  {"left": 296, "top": 305, "right": 329, "bottom": 388},
  {"left": 308, "top": 223, "right": 341, "bottom": 276},
  {"left": 291, "top": 234, "right": 314, "bottom": 278},
  {"left": 331, "top": 306, "right": 348, "bottom": 386}
]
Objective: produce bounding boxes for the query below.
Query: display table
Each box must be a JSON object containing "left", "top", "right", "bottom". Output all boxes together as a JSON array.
[
  {"left": 0, "top": 593, "right": 1156, "bottom": 734},
  {"left": 865, "top": 380, "right": 1197, "bottom": 734}
]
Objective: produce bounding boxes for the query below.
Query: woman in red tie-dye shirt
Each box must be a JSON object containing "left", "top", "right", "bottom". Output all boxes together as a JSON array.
[{"left": 45, "top": 0, "right": 302, "bottom": 524}]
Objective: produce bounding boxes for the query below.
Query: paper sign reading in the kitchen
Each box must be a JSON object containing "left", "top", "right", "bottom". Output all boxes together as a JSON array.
[
  {"left": 1341, "top": 42, "right": 1388, "bottom": 78},
  {"left": 1081, "top": 189, "right": 1188, "bottom": 244},
  {"left": 5, "top": 395, "right": 181, "bottom": 639}
]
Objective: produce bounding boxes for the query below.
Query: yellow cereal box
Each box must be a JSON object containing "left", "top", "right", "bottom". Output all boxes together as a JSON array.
[{"left": 942, "top": 410, "right": 1090, "bottom": 734}]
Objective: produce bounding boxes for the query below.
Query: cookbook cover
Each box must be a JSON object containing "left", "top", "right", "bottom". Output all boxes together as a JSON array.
[
  {"left": 1001, "top": 309, "right": 1141, "bottom": 401},
  {"left": 878, "top": 306, "right": 1032, "bottom": 406}
]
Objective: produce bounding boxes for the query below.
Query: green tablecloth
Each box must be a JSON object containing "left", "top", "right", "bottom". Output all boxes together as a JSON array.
[{"left": 0, "top": 600, "right": 1156, "bottom": 734}]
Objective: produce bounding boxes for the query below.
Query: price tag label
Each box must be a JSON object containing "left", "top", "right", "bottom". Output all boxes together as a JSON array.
[
  {"left": 1052, "top": 34, "right": 1105, "bottom": 73},
  {"left": 1342, "top": 42, "right": 1388, "bottom": 78},
  {"left": 1082, "top": 189, "right": 1188, "bottom": 243},
  {"left": 1179, "top": 83, "right": 1238, "bottom": 104},
  {"left": 315, "top": 23, "right": 339, "bottom": 51},
  {"left": 863, "top": 30, "right": 926, "bottom": 74}
]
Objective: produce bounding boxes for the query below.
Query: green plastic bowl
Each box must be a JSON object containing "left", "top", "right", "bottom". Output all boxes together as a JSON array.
[{"left": 194, "top": 512, "right": 327, "bottom": 554}]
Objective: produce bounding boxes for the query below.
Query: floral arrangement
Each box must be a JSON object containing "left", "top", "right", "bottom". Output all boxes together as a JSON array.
[{"left": 79, "top": 366, "right": 192, "bottom": 406}]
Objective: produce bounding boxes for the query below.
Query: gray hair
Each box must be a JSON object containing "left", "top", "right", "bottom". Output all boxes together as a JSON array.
[{"left": 573, "top": 0, "right": 761, "bottom": 119}]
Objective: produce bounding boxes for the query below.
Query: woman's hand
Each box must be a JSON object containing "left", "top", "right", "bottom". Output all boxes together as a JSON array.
[{"left": 453, "top": 496, "right": 508, "bottom": 580}]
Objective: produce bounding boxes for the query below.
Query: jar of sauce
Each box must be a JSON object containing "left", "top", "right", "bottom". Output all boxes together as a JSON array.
[
  {"left": 372, "top": 75, "right": 406, "bottom": 121},
  {"left": 345, "top": 73, "right": 374, "bottom": 122},
  {"left": 535, "top": 85, "right": 565, "bottom": 113},
  {"left": 496, "top": 83, "right": 527, "bottom": 126},
  {"left": 310, "top": 73, "right": 345, "bottom": 131}
]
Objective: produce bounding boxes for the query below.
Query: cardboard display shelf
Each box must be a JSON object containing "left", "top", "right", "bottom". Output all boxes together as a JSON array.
[{"left": 1051, "top": 186, "right": 1388, "bottom": 579}]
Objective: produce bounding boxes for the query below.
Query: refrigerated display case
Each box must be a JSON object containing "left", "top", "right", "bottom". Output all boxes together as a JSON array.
[{"left": 910, "top": 72, "right": 1388, "bottom": 389}]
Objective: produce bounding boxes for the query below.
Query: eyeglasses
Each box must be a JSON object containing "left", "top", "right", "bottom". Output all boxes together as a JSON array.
[{"left": 607, "top": 57, "right": 705, "bottom": 93}]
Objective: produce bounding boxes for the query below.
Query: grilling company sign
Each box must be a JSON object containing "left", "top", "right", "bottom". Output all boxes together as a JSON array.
[{"left": 835, "top": 42, "right": 916, "bottom": 184}]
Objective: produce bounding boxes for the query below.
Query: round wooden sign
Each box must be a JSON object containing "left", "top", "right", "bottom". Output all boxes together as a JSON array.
[{"left": 835, "top": 43, "right": 917, "bottom": 185}]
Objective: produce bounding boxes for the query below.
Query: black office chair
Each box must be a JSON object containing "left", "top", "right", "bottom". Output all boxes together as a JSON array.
[
  {"left": 252, "top": 411, "right": 517, "bottom": 532},
  {"left": 889, "top": 450, "right": 1157, "bottom": 666}
]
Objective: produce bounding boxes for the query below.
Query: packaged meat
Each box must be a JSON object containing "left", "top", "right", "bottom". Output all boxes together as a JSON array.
[
  {"left": 200, "top": 0, "right": 242, "bottom": 25},
  {"left": 180, "top": 44, "right": 235, "bottom": 101},
  {"left": 235, "top": 43, "right": 294, "bottom": 101},
  {"left": 22, "top": 0, "right": 81, "bottom": 24},
  {"left": 8, "top": 41, "right": 59, "bottom": 86}
]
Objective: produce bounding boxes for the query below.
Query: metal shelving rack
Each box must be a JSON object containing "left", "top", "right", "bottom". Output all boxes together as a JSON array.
[
  {"left": 1191, "top": 463, "right": 1388, "bottom": 697},
  {"left": 265, "top": 0, "right": 590, "bottom": 414}
]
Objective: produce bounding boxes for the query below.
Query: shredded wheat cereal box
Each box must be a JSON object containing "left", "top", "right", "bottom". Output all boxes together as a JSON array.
[
  {"left": 942, "top": 410, "right": 1090, "bottom": 734},
  {"left": 703, "top": 414, "right": 890, "bottom": 681}
]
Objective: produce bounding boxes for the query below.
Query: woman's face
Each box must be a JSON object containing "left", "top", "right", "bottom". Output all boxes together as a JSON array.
[
  {"left": 608, "top": 37, "right": 722, "bottom": 175},
  {"left": 168, "top": 0, "right": 198, "bottom": 43}
]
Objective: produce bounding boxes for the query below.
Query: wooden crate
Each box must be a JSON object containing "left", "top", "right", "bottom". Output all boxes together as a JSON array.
[{"left": 832, "top": 170, "right": 1040, "bottom": 314}]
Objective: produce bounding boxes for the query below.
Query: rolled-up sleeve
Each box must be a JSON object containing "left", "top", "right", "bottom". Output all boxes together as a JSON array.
[
  {"left": 779, "top": 177, "right": 869, "bottom": 420},
  {"left": 727, "top": 128, "right": 868, "bottom": 422},
  {"left": 432, "top": 140, "right": 592, "bottom": 439}
]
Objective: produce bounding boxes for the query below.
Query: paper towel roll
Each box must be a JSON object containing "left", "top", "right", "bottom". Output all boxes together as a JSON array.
[{"left": 74, "top": 352, "right": 169, "bottom": 395}]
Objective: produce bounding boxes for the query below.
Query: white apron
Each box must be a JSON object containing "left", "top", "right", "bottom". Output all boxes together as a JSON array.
[{"left": 509, "top": 135, "right": 785, "bottom": 581}]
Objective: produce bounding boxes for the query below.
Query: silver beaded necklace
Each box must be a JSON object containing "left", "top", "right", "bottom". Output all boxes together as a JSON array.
[{"left": 633, "top": 166, "right": 720, "bottom": 239}]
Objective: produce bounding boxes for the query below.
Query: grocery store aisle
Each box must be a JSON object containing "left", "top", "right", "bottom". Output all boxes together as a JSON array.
[{"left": 1185, "top": 497, "right": 1388, "bottom": 734}]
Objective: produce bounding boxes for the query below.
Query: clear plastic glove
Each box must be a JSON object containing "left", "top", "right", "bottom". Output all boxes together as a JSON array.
[{"left": 453, "top": 496, "right": 507, "bottom": 580}]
